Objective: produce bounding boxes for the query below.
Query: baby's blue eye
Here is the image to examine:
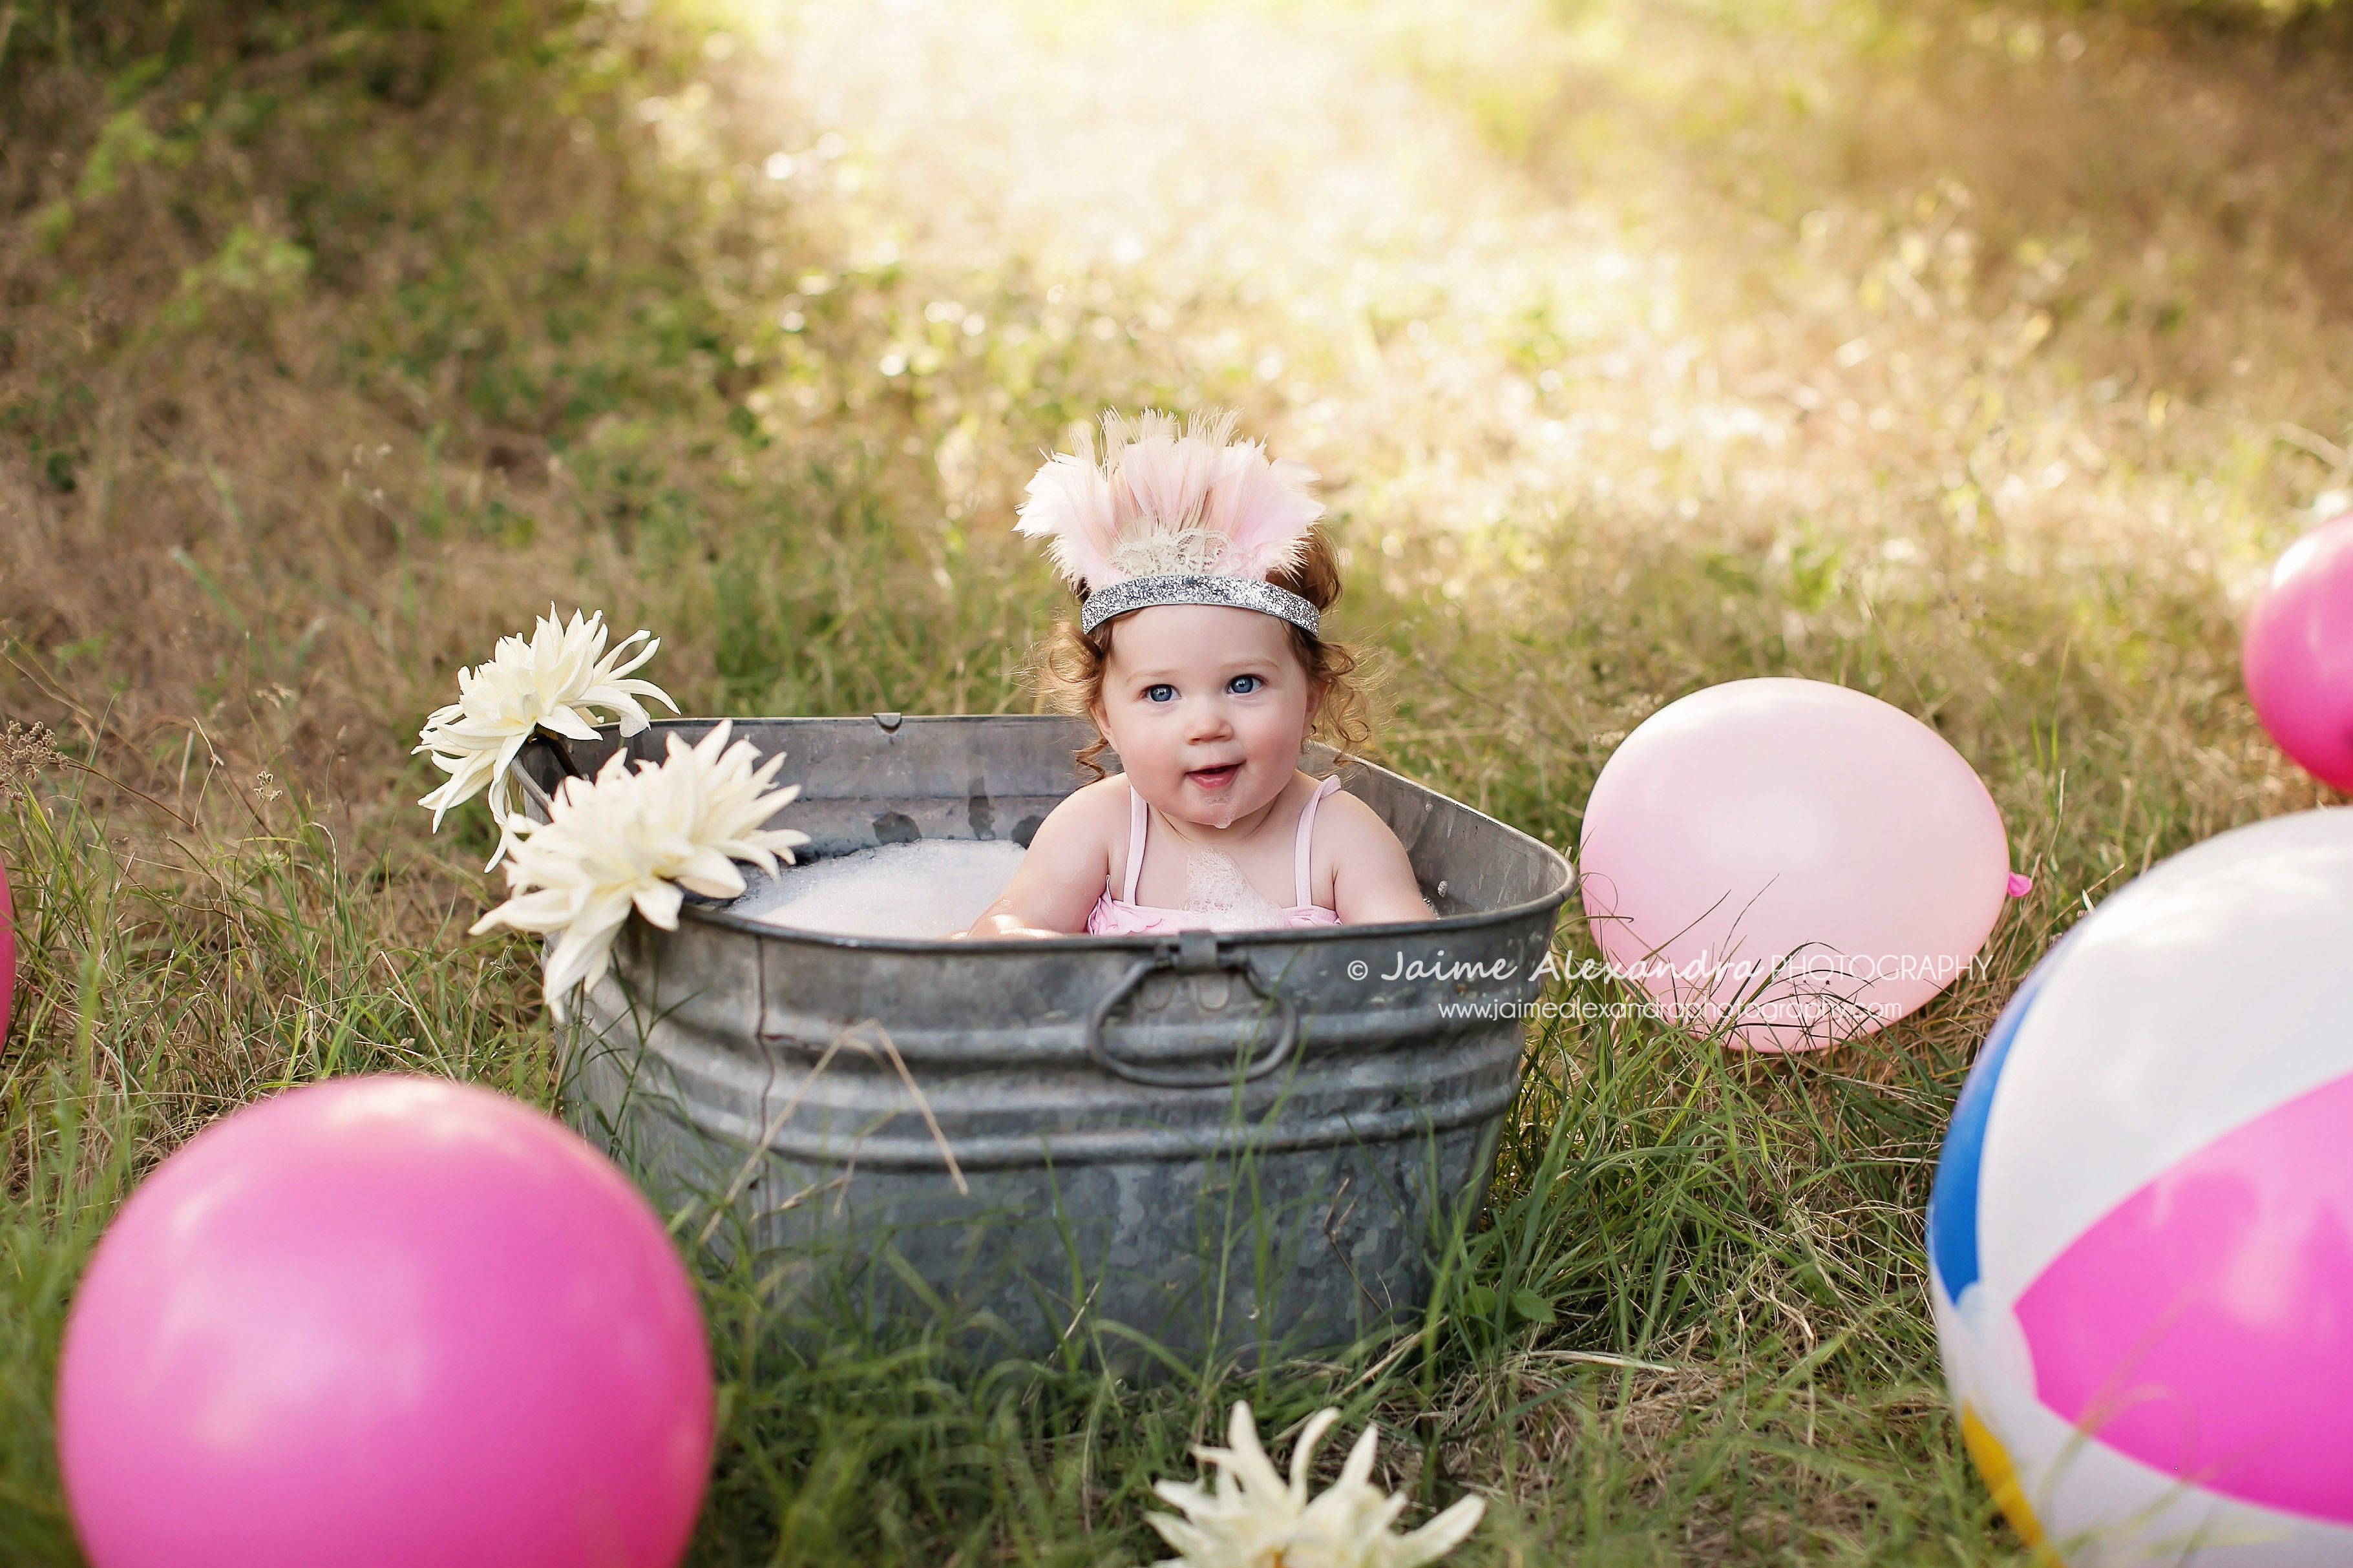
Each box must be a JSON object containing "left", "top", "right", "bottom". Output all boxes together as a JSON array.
[
  {"left": 1146, "top": 684, "right": 1176, "bottom": 703},
  {"left": 1227, "top": 674, "right": 1262, "bottom": 695}
]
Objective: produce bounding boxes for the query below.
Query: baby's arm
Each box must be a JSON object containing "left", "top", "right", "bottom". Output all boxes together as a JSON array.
[
  {"left": 1321, "top": 791, "right": 1438, "bottom": 925},
  {"left": 949, "top": 779, "right": 1119, "bottom": 939}
]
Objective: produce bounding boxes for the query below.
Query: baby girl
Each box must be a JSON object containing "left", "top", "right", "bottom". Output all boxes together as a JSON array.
[{"left": 956, "top": 409, "right": 1433, "bottom": 939}]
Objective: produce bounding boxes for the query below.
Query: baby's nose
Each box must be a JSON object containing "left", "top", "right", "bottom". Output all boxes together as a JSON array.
[{"left": 1185, "top": 700, "right": 1234, "bottom": 738}]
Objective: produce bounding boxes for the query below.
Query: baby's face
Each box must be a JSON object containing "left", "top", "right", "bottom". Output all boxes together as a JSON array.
[{"left": 1091, "top": 603, "right": 1320, "bottom": 830}]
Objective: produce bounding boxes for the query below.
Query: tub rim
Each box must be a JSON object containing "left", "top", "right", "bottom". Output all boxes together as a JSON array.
[{"left": 524, "top": 715, "right": 1576, "bottom": 953}]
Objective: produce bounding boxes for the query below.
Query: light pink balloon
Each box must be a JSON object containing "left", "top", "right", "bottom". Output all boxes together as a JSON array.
[
  {"left": 2242, "top": 512, "right": 2353, "bottom": 795},
  {"left": 58, "top": 1076, "right": 713, "bottom": 1568},
  {"left": 1579, "top": 678, "right": 2014, "bottom": 1051}
]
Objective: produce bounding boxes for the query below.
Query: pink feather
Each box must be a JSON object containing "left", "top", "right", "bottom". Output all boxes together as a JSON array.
[
  {"left": 1015, "top": 451, "right": 1118, "bottom": 590},
  {"left": 1114, "top": 427, "right": 1210, "bottom": 537},
  {"left": 1203, "top": 445, "right": 1322, "bottom": 579},
  {"left": 1015, "top": 408, "right": 1322, "bottom": 589}
]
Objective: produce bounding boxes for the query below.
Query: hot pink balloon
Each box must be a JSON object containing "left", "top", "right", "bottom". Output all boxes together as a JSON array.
[
  {"left": 58, "top": 1076, "right": 713, "bottom": 1568},
  {"left": 2243, "top": 511, "right": 2353, "bottom": 795},
  {"left": 1579, "top": 678, "right": 2016, "bottom": 1051}
]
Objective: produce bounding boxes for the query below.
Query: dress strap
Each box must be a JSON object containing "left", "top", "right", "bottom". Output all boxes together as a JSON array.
[
  {"left": 1122, "top": 776, "right": 1149, "bottom": 903},
  {"left": 1293, "top": 775, "right": 1343, "bottom": 908}
]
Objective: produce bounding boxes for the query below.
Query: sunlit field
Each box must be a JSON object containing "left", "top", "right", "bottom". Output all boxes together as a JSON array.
[{"left": 3, "top": 0, "right": 2348, "bottom": 1561}]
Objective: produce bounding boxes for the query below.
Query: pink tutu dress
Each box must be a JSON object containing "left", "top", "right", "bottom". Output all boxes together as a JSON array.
[{"left": 1087, "top": 775, "right": 1346, "bottom": 935}]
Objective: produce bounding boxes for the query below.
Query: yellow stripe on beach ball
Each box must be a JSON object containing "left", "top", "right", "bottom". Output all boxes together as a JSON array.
[{"left": 1961, "top": 1404, "right": 2060, "bottom": 1563}]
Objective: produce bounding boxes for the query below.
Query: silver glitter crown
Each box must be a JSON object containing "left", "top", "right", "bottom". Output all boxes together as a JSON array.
[{"left": 1079, "top": 573, "right": 1320, "bottom": 636}]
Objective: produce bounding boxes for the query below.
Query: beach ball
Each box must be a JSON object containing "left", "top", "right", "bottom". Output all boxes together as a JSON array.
[
  {"left": 2243, "top": 512, "right": 2353, "bottom": 795},
  {"left": 58, "top": 1076, "right": 713, "bottom": 1568},
  {"left": 1928, "top": 808, "right": 2353, "bottom": 1566},
  {"left": 1579, "top": 677, "right": 2019, "bottom": 1051}
]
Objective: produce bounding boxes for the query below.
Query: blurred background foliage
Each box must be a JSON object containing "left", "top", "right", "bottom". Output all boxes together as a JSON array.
[
  {"left": 6, "top": 0, "right": 2345, "bottom": 829},
  {"left": 2, "top": 0, "right": 2348, "bottom": 1561},
  {"left": 5, "top": 0, "right": 1082, "bottom": 755}
]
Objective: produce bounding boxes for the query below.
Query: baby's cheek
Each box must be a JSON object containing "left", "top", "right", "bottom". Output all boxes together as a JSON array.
[
  {"left": 1247, "top": 702, "right": 1311, "bottom": 755},
  {"left": 1126, "top": 732, "right": 1190, "bottom": 788}
]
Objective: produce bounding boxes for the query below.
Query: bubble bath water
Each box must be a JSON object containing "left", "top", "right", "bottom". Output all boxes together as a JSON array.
[{"left": 726, "top": 840, "right": 1028, "bottom": 939}]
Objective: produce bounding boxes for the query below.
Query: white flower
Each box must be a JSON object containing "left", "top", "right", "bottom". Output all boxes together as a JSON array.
[
  {"left": 415, "top": 607, "right": 677, "bottom": 868},
  {"left": 469, "top": 720, "right": 810, "bottom": 1018},
  {"left": 1149, "top": 1402, "right": 1486, "bottom": 1568}
]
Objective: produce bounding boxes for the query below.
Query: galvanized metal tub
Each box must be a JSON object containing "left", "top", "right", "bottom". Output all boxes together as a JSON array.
[{"left": 520, "top": 715, "right": 1571, "bottom": 1368}]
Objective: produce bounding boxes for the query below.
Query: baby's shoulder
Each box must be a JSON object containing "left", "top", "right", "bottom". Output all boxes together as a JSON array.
[
  {"left": 1031, "top": 773, "right": 1130, "bottom": 848},
  {"left": 1311, "top": 780, "right": 1402, "bottom": 846},
  {"left": 1062, "top": 771, "right": 1133, "bottom": 815}
]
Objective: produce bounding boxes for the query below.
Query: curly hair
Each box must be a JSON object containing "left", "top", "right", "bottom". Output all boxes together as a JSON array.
[{"left": 1035, "top": 530, "right": 1376, "bottom": 780}]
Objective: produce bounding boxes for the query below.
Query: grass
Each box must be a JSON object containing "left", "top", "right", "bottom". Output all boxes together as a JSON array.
[{"left": 2, "top": 0, "right": 2347, "bottom": 1561}]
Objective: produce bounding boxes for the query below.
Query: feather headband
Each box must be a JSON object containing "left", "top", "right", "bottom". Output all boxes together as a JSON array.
[{"left": 1015, "top": 408, "right": 1326, "bottom": 636}]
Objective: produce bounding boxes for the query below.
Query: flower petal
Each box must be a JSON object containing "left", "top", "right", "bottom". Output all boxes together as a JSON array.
[
  {"left": 1289, "top": 1409, "right": 1342, "bottom": 1497},
  {"left": 1393, "top": 1496, "right": 1487, "bottom": 1568}
]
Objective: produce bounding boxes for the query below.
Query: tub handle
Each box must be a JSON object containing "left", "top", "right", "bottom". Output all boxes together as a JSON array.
[{"left": 1086, "top": 932, "right": 1298, "bottom": 1088}]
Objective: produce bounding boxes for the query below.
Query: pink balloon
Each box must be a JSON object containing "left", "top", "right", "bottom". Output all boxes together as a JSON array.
[
  {"left": 1579, "top": 678, "right": 2014, "bottom": 1052},
  {"left": 58, "top": 1076, "right": 713, "bottom": 1568},
  {"left": 2243, "top": 512, "right": 2353, "bottom": 795}
]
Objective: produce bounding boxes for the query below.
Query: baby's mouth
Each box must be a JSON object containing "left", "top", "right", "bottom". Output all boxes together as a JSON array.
[{"left": 1186, "top": 763, "right": 1241, "bottom": 792}]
